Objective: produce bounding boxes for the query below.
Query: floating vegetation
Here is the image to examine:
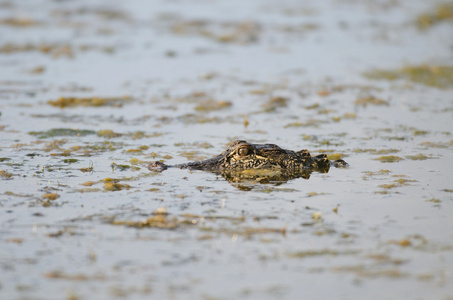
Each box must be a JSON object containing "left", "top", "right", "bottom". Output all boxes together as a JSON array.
[
  {"left": 170, "top": 19, "right": 260, "bottom": 45},
  {"left": 103, "top": 182, "right": 131, "bottom": 191},
  {"left": 0, "top": 17, "right": 40, "bottom": 27},
  {"left": 413, "top": 130, "right": 429, "bottom": 136},
  {"left": 41, "top": 193, "right": 60, "bottom": 207},
  {"left": 97, "top": 129, "right": 122, "bottom": 138},
  {"left": 29, "top": 66, "right": 45, "bottom": 74},
  {"left": 0, "top": 170, "right": 13, "bottom": 179},
  {"left": 332, "top": 265, "right": 407, "bottom": 278},
  {"left": 313, "top": 139, "right": 344, "bottom": 147},
  {"left": 178, "top": 151, "right": 207, "bottom": 161},
  {"left": 362, "top": 169, "right": 391, "bottom": 180},
  {"left": 378, "top": 178, "right": 417, "bottom": 189},
  {"left": 327, "top": 153, "right": 344, "bottom": 161},
  {"left": 44, "top": 270, "right": 105, "bottom": 281},
  {"left": 331, "top": 112, "right": 357, "bottom": 122},
  {"left": 125, "top": 148, "right": 142, "bottom": 154},
  {"left": 175, "top": 141, "right": 214, "bottom": 149},
  {"left": 288, "top": 249, "right": 359, "bottom": 259},
  {"left": 364, "top": 65, "right": 453, "bottom": 89},
  {"left": 415, "top": 1, "right": 453, "bottom": 30},
  {"left": 353, "top": 148, "right": 400, "bottom": 155},
  {"left": 405, "top": 154, "right": 436, "bottom": 160},
  {"left": 311, "top": 211, "right": 323, "bottom": 222},
  {"left": 42, "top": 193, "right": 60, "bottom": 200},
  {"left": 284, "top": 118, "right": 326, "bottom": 128},
  {"left": 373, "top": 155, "right": 404, "bottom": 163},
  {"left": 0, "top": 42, "right": 116, "bottom": 57},
  {"left": 419, "top": 140, "right": 453, "bottom": 148},
  {"left": 111, "top": 163, "right": 132, "bottom": 171},
  {"left": 354, "top": 95, "right": 389, "bottom": 107},
  {"left": 111, "top": 215, "right": 184, "bottom": 229},
  {"left": 111, "top": 163, "right": 139, "bottom": 171},
  {"left": 426, "top": 198, "right": 441, "bottom": 203},
  {"left": 178, "top": 113, "right": 229, "bottom": 124},
  {"left": 29, "top": 128, "right": 95, "bottom": 139},
  {"left": 48, "top": 96, "right": 132, "bottom": 108},
  {"left": 261, "top": 96, "right": 288, "bottom": 112},
  {"left": 79, "top": 162, "right": 94, "bottom": 173},
  {"left": 62, "top": 158, "right": 79, "bottom": 164},
  {"left": 110, "top": 212, "right": 286, "bottom": 237},
  {"left": 194, "top": 100, "right": 232, "bottom": 111}
]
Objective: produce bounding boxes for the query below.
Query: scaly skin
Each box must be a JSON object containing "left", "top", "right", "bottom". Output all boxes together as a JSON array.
[{"left": 148, "top": 140, "right": 348, "bottom": 172}]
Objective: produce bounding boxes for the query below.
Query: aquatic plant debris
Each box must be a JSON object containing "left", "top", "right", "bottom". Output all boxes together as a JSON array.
[
  {"left": 363, "top": 65, "right": 453, "bottom": 89},
  {"left": 415, "top": 1, "right": 453, "bottom": 30},
  {"left": 29, "top": 128, "right": 96, "bottom": 138},
  {"left": 48, "top": 96, "right": 133, "bottom": 108}
]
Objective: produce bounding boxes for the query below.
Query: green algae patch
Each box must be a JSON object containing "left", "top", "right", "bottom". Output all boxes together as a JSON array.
[
  {"left": 111, "top": 163, "right": 132, "bottom": 171},
  {"left": 413, "top": 130, "right": 430, "bottom": 136},
  {"left": 29, "top": 128, "right": 95, "bottom": 138},
  {"left": 415, "top": 2, "right": 453, "bottom": 30},
  {"left": 420, "top": 140, "right": 453, "bottom": 148},
  {"left": 48, "top": 96, "right": 132, "bottom": 108},
  {"left": 111, "top": 163, "right": 139, "bottom": 172},
  {"left": 103, "top": 182, "right": 131, "bottom": 191},
  {"left": 364, "top": 65, "right": 453, "bottom": 89},
  {"left": 373, "top": 155, "right": 404, "bottom": 163},
  {"left": 62, "top": 158, "right": 79, "bottom": 164},
  {"left": 405, "top": 154, "right": 437, "bottom": 160},
  {"left": 327, "top": 153, "right": 346, "bottom": 161},
  {"left": 97, "top": 130, "right": 122, "bottom": 138}
]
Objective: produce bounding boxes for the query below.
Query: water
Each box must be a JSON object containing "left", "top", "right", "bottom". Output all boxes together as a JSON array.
[{"left": 1, "top": 0, "right": 453, "bottom": 299}]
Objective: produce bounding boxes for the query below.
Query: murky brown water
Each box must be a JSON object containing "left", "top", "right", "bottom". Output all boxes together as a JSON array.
[{"left": 1, "top": 0, "right": 453, "bottom": 299}]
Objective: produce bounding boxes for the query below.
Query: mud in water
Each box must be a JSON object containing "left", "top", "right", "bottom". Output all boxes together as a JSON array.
[{"left": 1, "top": 1, "right": 453, "bottom": 299}]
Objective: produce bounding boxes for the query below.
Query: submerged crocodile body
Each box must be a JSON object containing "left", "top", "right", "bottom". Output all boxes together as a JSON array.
[{"left": 148, "top": 140, "right": 348, "bottom": 174}]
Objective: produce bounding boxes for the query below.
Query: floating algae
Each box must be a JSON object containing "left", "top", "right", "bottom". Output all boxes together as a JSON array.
[
  {"left": 194, "top": 100, "right": 232, "bottom": 111},
  {"left": 415, "top": 1, "right": 453, "bottom": 30},
  {"left": 364, "top": 65, "right": 453, "bottom": 89},
  {"left": 29, "top": 128, "right": 95, "bottom": 139},
  {"left": 373, "top": 156, "right": 404, "bottom": 163},
  {"left": 48, "top": 96, "right": 132, "bottom": 108}
]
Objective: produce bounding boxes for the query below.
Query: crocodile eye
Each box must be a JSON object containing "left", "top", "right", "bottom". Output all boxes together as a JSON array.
[{"left": 237, "top": 147, "right": 250, "bottom": 156}]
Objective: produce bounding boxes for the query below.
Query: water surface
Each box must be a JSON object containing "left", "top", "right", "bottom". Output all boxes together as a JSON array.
[{"left": 1, "top": 0, "right": 453, "bottom": 299}]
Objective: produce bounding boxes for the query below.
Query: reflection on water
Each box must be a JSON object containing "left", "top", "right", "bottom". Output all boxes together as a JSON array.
[{"left": 218, "top": 168, "right": 319, "bottom": 191}]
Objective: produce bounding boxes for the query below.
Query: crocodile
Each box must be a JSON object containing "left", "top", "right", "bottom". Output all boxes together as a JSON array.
[{"left": 148, "top": 140, "right": 348, "bottom": 175}]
